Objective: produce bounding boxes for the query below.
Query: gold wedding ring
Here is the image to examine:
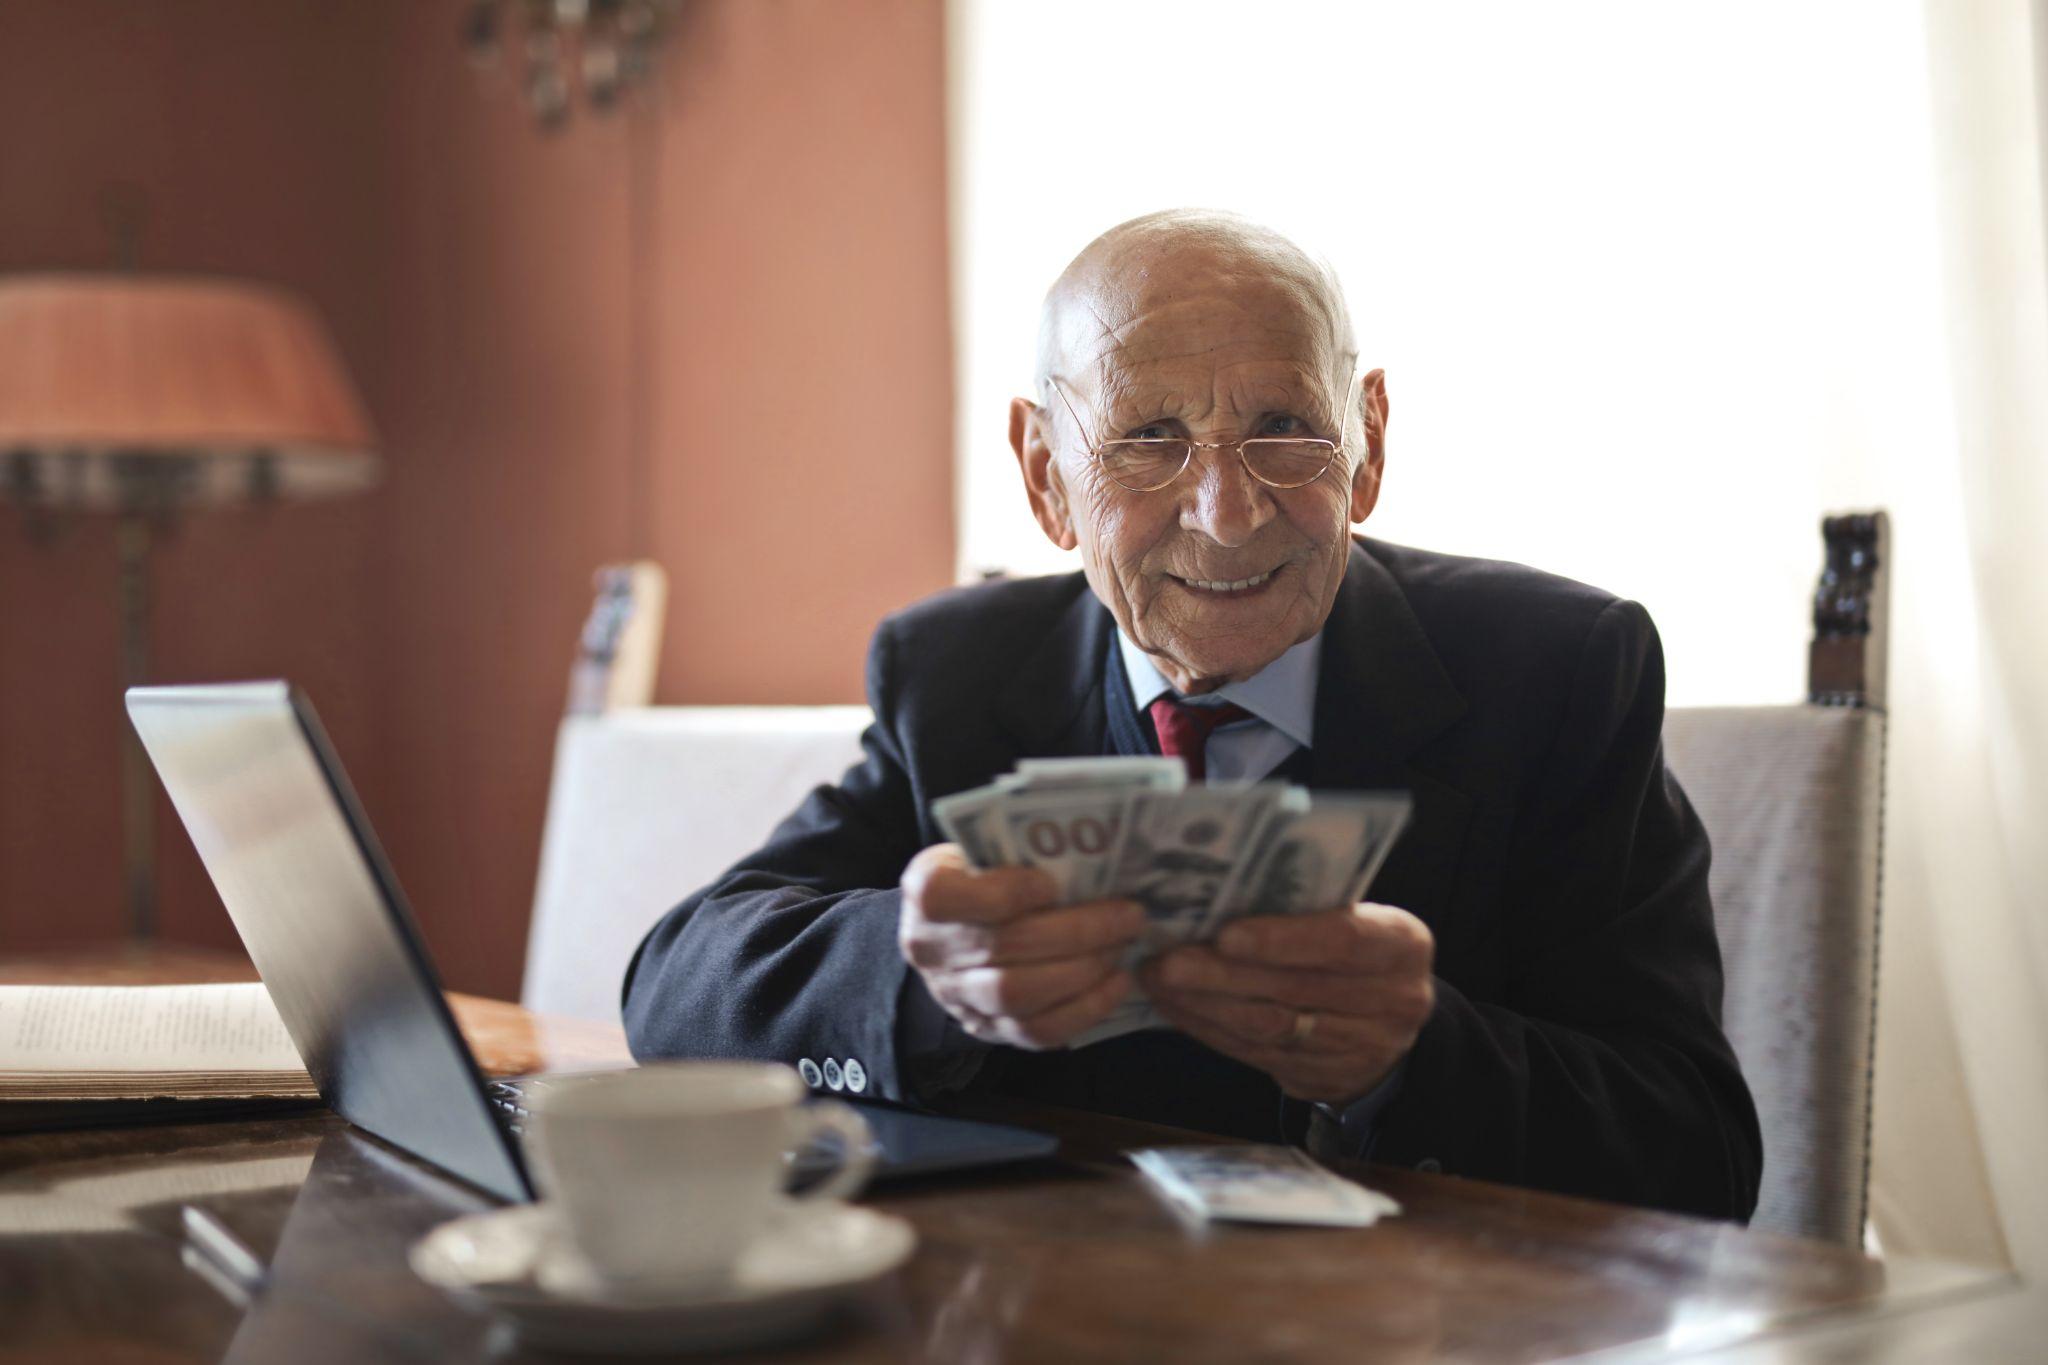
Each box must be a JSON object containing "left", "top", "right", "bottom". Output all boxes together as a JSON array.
[{"left": 1290, "top": 1010, "right": 1318, "bottom": 1046}]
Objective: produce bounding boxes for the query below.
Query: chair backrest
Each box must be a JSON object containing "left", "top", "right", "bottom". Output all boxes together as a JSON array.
[
  {"left": 1663, "top": 512, "right": 1889, "bottom": 1245},
  {"left": 565, "top": 561, "right": 668, "bottom": 715},
  {"left": 521, "top": 707, "right": 870, "bottom": 1024}
]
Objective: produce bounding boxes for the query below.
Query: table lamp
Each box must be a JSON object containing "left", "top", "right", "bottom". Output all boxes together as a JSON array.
[{"left": 0, "top": 274, "right": 381, "bottom": 940}]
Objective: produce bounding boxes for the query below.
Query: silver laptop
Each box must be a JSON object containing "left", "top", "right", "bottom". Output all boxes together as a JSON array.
[{"left": 127, "top": 681, "right": 1055, "bottom": 1202}]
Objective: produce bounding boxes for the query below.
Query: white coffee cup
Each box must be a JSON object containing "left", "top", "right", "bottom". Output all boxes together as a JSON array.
[{"left": 521, "top": 1061, "right": 874, "bottom": 1287}]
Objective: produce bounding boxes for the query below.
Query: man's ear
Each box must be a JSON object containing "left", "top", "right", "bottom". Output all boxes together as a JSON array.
[
  {"left": 1349, "top": 368, "right": 1389, "bottom": 524},
  {"left": 1012, "top": 396, "right": 1079, "bottom": 550}
]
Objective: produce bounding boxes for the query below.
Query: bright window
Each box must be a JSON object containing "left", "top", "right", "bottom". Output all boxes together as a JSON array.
[{"left": 949, "top": 0, "right": 1951, "bottom": 705}]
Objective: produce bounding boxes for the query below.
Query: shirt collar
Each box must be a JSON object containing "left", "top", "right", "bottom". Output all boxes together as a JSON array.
[{"left": 1116, "top": 627, "right": 1321, "bottom": 750}]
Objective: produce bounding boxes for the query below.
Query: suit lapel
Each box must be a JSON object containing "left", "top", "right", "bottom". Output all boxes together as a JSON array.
[
  {"left": 1309, "top": 540, "right": 1466, "bottom": 789},
  {"left": 1311, "top": 540, "right": 1476, "bottom": 924},
  {"left": 1101, "top": 637, "right": 1159, "bottom": 758},
  {"left": 994, "top": 581, "right": 1115, "bottom": 760}
]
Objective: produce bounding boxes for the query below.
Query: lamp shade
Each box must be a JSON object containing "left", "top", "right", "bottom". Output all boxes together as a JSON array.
[{"left": 0, "top": 274, "right": 379, "bottom": 509}]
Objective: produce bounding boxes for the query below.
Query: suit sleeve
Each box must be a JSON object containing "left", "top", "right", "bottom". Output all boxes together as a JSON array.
[
  {"left": 1370, "top": 600, "right": 1765, "bottom": 1221},
  {"left": 619, "top": 621, "right": 978, "bottom": 1102}
]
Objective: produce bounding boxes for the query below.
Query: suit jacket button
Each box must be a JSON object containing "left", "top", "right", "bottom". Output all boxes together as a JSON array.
[
  {"left": 843, "top": 1059, "right": 867, "bottom": 1093},
  {"left": 822, "top": 1059, "right": 844, "bottom": 1091},
  {"left": 798, "top": 1058, "right": 823, "bottom": 1087},
  {"left": 1416, "top": 1158, "right": 1442, "bottom": 1174}
]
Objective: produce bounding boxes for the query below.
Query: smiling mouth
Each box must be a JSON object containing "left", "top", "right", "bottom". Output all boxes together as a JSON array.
[{"left": 1170, "top": 568, "right": 1279, "bottom": 596}]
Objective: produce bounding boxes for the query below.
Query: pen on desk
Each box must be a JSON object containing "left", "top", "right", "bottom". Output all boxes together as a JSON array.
[{"left": 180, "top": 1204, "right": 270, "bottom": 1300}]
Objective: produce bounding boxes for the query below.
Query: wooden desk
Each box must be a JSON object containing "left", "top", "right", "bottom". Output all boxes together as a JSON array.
[{"left": 0, "top": 948, "right": 2020, "bottom": 1363}]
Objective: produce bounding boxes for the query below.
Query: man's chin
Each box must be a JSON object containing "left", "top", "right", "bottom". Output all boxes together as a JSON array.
[
  {"left": 1146, "top": 631, "right": 1298, "bottom": 690},
  {"left": 1146, "top": 601, "right": 1318, "bottom": 687}
]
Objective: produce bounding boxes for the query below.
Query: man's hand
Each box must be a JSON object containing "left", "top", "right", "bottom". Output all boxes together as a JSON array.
[
  {"left": 898, "top": 844, "right": 1144, "bottom": 1050},
  {"left": 1138, "top": 902, "right": 1435, "bottom": 1106}
]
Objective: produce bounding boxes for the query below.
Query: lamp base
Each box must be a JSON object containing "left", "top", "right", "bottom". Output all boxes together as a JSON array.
[{"left": 117, "top": 512, "right": 155, "bottom": 941}]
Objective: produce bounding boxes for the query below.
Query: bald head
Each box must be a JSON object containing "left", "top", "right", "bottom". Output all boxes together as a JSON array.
[
  {"left": 1035, "top": 210, "right": 1356, "bottom": 401},
  {"left": 1010, "top": 208, "right": 1388, "bottom": 696}
]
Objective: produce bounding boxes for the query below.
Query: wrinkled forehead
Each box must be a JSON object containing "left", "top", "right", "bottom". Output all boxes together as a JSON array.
[{"left": 1043, "top": 242, "right": 1351, "bottom": 406}]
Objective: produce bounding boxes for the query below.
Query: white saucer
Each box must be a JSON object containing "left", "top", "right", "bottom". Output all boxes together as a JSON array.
[{"left": 409, "top": 1201, "right": 917, "bottom": 1355}]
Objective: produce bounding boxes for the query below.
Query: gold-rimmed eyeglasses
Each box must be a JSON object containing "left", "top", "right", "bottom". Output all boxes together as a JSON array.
[{"left": 1045, "top": 370, "right": 1353, "bottom": 493}]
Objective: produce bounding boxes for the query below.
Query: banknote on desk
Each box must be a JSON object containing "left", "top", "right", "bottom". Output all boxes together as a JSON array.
[{"left": 933, "top": 757, "right": 1412, "bottom": 1047}]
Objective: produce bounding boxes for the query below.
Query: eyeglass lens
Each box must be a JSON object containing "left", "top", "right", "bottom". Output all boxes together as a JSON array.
[{"left": 1099, "top": 439, "right": 1336, "bottom": 492}]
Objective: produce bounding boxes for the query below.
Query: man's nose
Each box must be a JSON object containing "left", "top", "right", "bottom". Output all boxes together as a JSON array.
[{"left": 1179, "top": 445, "right": 1277, "bottom": 547}]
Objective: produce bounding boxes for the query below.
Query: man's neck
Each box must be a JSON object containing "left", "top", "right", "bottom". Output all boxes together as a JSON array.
[{"left": 1116, "top": 630, "right": 1322, "bottom": 750}]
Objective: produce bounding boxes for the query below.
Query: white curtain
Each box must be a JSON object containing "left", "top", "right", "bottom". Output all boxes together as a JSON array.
[
  {"left": 950, "top": 0, "right": 2048, "bottom": 1269},
  {"left": 1874, "top": 0, "right": 2048, "bottom": 1274}
]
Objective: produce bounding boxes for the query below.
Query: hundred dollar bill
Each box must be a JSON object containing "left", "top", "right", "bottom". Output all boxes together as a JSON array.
[
  {"left": 930, "top": 785, "right": 1015, "bottom": 867},
  {"left": 1077, "top": 791, "right": 1412, "bottom": 1049},
  {"left": 933, "top": 757, "right": 1177, "bottom": 874},
  {"left": 932, "top": 762, "right": 1416, "bottom": 1053},
  {"left": 993, "top": 787, "right": 1134, "bottom": 902},
  {"left": 1007, "top": 756, "right": 1188, "bottom": 794},
  {"left": 1108, "top": 784, "right": 1288, "bottom": 955},
  {"left": 1338, "top": 793, "right": 1414, "bottom": 905},
  {"left": 1205, "top": 793, "right": 1412, "bottom": 938}
]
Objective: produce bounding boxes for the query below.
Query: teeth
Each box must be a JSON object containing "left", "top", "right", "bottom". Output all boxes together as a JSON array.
[{"left": 1185, "top": 570, "right": 1273, "bottom": 592}]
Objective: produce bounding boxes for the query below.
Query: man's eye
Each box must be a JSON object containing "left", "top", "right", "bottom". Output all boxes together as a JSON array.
[
  {"left": 1259, "top": 414, "right": 1306, "bottom": 436},
  {"left": 1129, "top": 424, "right": 1176, "bottom": 441}
]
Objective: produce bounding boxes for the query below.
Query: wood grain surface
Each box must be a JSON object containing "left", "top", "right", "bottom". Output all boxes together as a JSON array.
[{"left": 0, "top": 945, "right": 2016, "bottom": 1363}]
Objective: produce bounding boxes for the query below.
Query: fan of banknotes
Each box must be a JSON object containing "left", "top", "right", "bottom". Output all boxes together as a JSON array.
[{"left": 932, "top": 757, "right": 1412, "bottom": 1046}]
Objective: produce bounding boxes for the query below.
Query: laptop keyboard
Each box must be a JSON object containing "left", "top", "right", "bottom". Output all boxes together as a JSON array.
[
  {"left": 485, "top": 1080, "right": 530, "bottom": 1137},
  {"left": 479, "top": 1080, "right": 1058, "bottom": 1181}
]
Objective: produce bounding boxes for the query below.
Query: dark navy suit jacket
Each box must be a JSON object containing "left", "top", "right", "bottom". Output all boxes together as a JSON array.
[{"left": 622, "top": 538, "right": 1764, "bottom": 1221}]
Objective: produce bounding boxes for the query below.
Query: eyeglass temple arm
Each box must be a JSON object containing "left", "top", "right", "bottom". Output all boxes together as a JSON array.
[{"left": 1043, "top": 373, "right": 1098, "bottom": 456}]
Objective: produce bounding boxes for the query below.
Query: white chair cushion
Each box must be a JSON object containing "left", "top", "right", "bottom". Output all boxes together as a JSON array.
[
  {"left": 1664, "top": 704, "right": 1885, "bottom": 1244},
  {"left": 521, "top": 707, "right": 871, "bottom": 1025}
]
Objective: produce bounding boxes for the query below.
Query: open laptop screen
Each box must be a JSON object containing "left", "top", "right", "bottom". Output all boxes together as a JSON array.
[{"left": 127, "top": 682, "right": 531, "bottom": 1202}]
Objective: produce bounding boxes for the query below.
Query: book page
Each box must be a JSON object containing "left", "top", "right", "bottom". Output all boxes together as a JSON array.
[{"left": 0, "top": 984, "right": 307, "bottom": 1074}]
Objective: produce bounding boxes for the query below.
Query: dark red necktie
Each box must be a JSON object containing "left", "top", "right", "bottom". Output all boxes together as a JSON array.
[{"left": 1148, "top": 697, "right": 1252, "bottom": 782}]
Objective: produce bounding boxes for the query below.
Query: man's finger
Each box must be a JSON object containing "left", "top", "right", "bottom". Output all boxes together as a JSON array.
[
  {"left": 1003, "top": 969, "right": 1134, "bottom": 1050},
  {"left": 947, "top": 953, "right": 1124, "bottom": 1020},
  {"left": 900, "top": 917, "right": 994, "bottom": 970},
  {"left": 1147, "top": 998, "right": 1369, "bottom": 1097},
  {"left": 1149, "top": 998, "right": 1397, "bottom": 1103},
  {"left": 1217, "top": 903, "right": 1433, "bottom": 975},
  {"left": 1142, "top": 950, "right": 1435, "bottom": 1040},
  {"left": 1146, "top": 946, "right": 1386, "bottom": 1014},
  {"left": 1145, "top": 982, "right": 1390, "bottom": 1054},
  {"left": 1341, "top": 902, "right": 1435, "bottom": 976},
  {"left": 1211, "top": 907, "right": 1353, "bottom": 967},
  {"left": 903, "top": 847, "right": 1057, "bottom": 926},
  {"left": 978, "top": 900, "right": 1146, "bottom": 965}
]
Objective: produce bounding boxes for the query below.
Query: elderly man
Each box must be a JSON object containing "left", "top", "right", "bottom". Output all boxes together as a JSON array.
[{"left": 623, "top": 210, "right": 1763, "bottom": 1221}]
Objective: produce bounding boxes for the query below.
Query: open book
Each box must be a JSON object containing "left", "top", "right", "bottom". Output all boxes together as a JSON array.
[{"left": 0, "top": 983, "right": 316, "bottom": 1104}]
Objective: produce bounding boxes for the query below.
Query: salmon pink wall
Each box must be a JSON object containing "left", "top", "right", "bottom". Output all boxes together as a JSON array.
[
  {"left": 0, "top": 1, "right": 389, "bottom": 957},
  {"left": 0, "top": 0, "right": 955, "bottom": 1001},
  {"left": 646, "top": 4, "right": 957, "bottom": 703}
]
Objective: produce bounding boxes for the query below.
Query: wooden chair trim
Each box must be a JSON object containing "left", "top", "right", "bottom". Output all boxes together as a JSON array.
[
  {"left": 1808, "top": 511, "right": 1890, "bottom": 711},
  {"left": 1808, "top": 506, "right": 1890, "bottom": 1239}
]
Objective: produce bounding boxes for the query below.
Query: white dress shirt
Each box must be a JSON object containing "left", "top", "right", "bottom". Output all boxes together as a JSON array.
[{"left": 1115, "top": 629, "right": 1321, "bottom": 779}]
